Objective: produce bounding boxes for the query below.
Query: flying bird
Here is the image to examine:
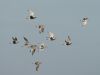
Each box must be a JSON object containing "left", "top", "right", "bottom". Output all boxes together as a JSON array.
[
  {"left": 38, "top": 43, "right": 47, "bottom": 51},
  {"left": 36, "top": 24, "right": 45, "bottom": 33},
  {"left": 34, "top": 60, "right": 42, "bottom": 71},
  {"left": 81, "top": 17, "right": 88, "bottom": 27},
  {"left": 65, "top": 35, "right": 72, "bottom": 46},
  {"left": 29, "top": 44, "right": 38, "bottom": 56},
  {"left": 11, "top": 37, "right": 19, "bottom": 44},
  {"left": 23, "top": 37, "right": 30, "bottom": 47},
  {"left": 47, "top": 32, "right": 56, "bottom": 41},
  {"left": 26, "top": 9, "right": 37, "bottom": 20}
]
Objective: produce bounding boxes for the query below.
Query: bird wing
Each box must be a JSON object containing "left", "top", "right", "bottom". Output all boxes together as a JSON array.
[
  {"left": 15, "top": 37, "right": 17, "bottom": 41},
  {"left": 36, "top": 65, "right": 39, "bottom": 71},
  {"left": 65, "top": 36, "right": 71, "bottom": 43},
  {"left": 24, "top": 37, "right": 29, "bottom": 43},
  {"left": 32, "top": 48, "right": 36, "bottom": 56},
  {"left": 68, "top": 36, "right": 71, "bottom": 41},
  {"left": 29, "top": 10, "right": 35, "bottom": 16},
  {"left": 49, "top": 32, "right": 54, "bottom": 37},
  {"left": 12, "top": 37, "right": 15, "bottom": 40}
]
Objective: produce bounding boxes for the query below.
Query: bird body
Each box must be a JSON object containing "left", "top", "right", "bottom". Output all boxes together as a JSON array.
[
  {"left": 48, "top": 32, "right": 56, "bottom": 41},
  {"left": 26, "top": 9, "right": 37, "bottom": 20},
  {"left": 34, "top": 60, "right": 41, "bottom": 71},
  {"left": 65, "top": 35, "right": 72, "bottom": 46},
  {"left": 22, "top": 37, "right": 33, "bottom": 49},
  {"left": 29, "top": 44, "right": 37, "bottom": 55},
  {"left": 38, "top": 43, "right": 47, "bottom": 51},
  {"left": 12, "top": 37, "right": 19, "bottom": 44},
  {"left": 81, "top": 17, "right": 88, "bottom": 27},
  {"left": 38, "top": 24, "right": 45, "bottom": 33}
]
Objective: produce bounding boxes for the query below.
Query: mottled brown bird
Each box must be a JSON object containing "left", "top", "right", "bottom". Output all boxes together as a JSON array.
[{"left": 30, "top": 45, "right": 37, "bottom": 56}]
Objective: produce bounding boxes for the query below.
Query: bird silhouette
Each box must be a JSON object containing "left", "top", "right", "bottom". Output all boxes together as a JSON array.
[{"left": 11, "top": 37, "right": 19, "bottom": 44}]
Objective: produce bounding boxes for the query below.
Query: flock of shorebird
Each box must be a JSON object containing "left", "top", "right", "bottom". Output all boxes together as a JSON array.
[{"left": 10, "top": 9, "right": 88, "bottom": 72}]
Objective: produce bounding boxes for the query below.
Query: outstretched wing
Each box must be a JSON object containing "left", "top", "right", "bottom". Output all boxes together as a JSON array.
[
  {"left": 24, "top": 37, "right": 29, "bottom": 43},
  {"left": 12, "top": 37, "right": 17, "bottom": 41}
]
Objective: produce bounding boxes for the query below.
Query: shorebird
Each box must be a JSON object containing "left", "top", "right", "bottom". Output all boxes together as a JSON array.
[
  {"left": 81, "top": 17, "right": 88, "bottom": 27},
  {"left": 26, "top": 9, "right": 37, "bottom": 20},
  {"left": 38, "top": 43, "right": 47, "bottom": 51},
  {"left": 11, "top": 37, "right": 19, "bottom": 44},
  {"left": 37, "top": 24, "right": 45, "bottom": 33},
  {"left": 23, "top": 37, "right": 30, "bottom": 47},
  {"left": 29, "top": 44, "right": 38, "bottom": 56},
  {"left": 47, "top": 32, "right": 56, "bottom": 41},
  {"left": 34, "top": 60, "right": 42, "bottom": 71},
  {"left": 65, "top": 35, "right": 72, "bottom": 46}
]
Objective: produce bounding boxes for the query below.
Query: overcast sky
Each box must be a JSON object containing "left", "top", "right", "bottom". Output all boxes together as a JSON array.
[{"left": 0, "top": 0, "right": 100, "bottom": 75}]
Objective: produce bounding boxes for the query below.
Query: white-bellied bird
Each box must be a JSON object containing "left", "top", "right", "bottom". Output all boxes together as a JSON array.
[
  {"left": 65, "top": 35, "right": 72, "bottom": 46},
  {"left": 26, "top": 9, "right": 37, "bottom": 20},
  {"left": 81, "top": 17, "right": 88, "bottom": 27},
  {"left": 23, "top": 37, "right": 30, "bottom": 47},
  {"left": 11, "top": 37, "right": 19, "bottom": 44},
  {"left": 47, "top": 32, "right": 56, "bottom": 41}
]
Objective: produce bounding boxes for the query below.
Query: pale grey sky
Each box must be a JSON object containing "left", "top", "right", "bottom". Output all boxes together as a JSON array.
[{"left": 0, "top": 0, "right": 100, "bottom": 75}]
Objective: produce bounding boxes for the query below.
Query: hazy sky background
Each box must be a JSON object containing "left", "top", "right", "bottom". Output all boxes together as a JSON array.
[{"left": 0, "top": 0, "right": 100, "bottom": 75}]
